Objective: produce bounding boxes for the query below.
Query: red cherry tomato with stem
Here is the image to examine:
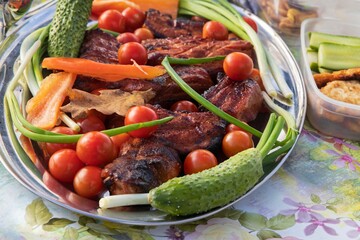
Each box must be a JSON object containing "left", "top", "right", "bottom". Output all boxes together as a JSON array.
[
  {"left": 45, "top": 126, "right": 77, "bottom": 156},
  {"left": 184, "top": 149, "right": 218, "bottom": 175},
  {"left": 118, "top": 42, "right": 147, "bottom": 65},
  {"left": 76, "top": 131, "right": 115, "bottom": 166},
  {"left": 222, "top": 131, "right": 254, "bottom": 158},
  {"left": 48, "top": 149, "right": 85, "bottom": 183},
  {"left": 122, "top": 7, "right": 145, "bottom": 32},
  {"left": 202, "top": 21, "right": 228, "bottom": 40},
  {"left": 170, "top": 100, "right": 198, "bottom": 112},
  {"left": 124, "top": 106, "right": 158, "bottom": 138},
  {"left": 73, "top": 166, "right": 104, "bottom": 198},
  {"left": 98, "top": 10, "right": 126, "bottom": 33},
  {"left": 223, "top": 52, "right": 253, "bottom": 81}
]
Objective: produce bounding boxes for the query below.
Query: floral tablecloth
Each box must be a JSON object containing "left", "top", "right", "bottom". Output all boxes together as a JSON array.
[{"left": 1, "top": 122, "right": 359, "bottom": 240}]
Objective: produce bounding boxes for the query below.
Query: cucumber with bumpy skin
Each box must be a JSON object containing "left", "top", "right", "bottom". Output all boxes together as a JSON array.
[
  {"left": 47, "top": 0, "right": 93, "bottom": 57},
  {"left": 148, "top": 147, "right": 263, "bottom": 216}
]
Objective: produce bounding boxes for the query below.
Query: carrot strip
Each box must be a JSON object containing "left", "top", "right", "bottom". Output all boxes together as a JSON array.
[
  {"left": 129, "top": 0, "right": 179, "bottom": 18},
  {"left": 26, "top": 72, "right": 77, "bottom": 130},
  {"left": 92, "top": 0, "right": 140, "bottom": 17},
  {"left": 42, "top": 57, "right": 167, "bottom": 81}
]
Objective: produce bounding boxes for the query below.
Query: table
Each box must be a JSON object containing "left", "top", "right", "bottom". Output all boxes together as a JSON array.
[
  {"left": 1, "top": 122, "right": 360, "bottom": 239},
  {"left": 1, "top": 1, "right": 360, "bottom": 240}
]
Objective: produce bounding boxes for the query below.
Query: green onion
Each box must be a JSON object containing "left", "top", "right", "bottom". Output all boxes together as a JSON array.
[{"left": 162, "top": 56, "right": 262, "bottom": 138}]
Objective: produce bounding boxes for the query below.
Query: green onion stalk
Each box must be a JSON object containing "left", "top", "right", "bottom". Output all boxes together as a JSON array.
[{"left": 178, "top": 0, "right": 294, "bottom": 99}]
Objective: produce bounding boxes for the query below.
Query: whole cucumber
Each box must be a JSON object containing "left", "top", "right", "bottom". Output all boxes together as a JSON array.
[
  {"left": 148, "top": 148, "right": 264, "bottom": 216},
  {"left": 47, "top": 0, "right": 93, "bottom": 57}
]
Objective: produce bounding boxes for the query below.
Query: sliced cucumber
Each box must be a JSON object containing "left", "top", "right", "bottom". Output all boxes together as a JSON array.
[
  {"left": 318, "top": 43, "right": 360, "bottom": 70},
  {"left": 309, "top": 31, "right": 360, "bottom": 50},
  {"left": 307, "top": 49, "right": 318, "bottom": 72}
]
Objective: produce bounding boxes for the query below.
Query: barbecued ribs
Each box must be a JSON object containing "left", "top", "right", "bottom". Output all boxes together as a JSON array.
[
  {"left": 102, "top": 138, "right": 182, "bottom": 194},
  {"left": 144, "top": 9, "right": 204, "bottom": 38},
  {"left": 203, "top": 74, "right": 263, "bottom": 122}
]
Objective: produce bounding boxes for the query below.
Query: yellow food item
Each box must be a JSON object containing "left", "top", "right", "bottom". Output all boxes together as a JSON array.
[{"left": 320, "top": 80, "right": 360, "bottom": 105}]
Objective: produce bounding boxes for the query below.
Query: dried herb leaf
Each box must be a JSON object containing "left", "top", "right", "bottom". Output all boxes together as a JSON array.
[
  {"left": 61, "top": 89, "right": 155, "bottom": 119},
  {"left": 25, "top": 198, "right": 53, "bottom": 228}
]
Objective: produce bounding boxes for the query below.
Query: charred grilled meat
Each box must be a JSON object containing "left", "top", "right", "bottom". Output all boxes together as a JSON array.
[
  {"left": 149, "top": 105, "right": 226, "bottom": 155},
  {"left": 143, "top": 36, "right": 254, "bottom": 66},
  {"left": 144, "top": 9, "right": 204, "bottom": 38},
  {"left": 143, "top": 36, "right": 254, "bottom": 78},
  {"left": 203, "top": 74, "right": 263, "bottom": 122},
  {"left": 79, "top": 29, "right": 119, "bottom": 64},
  {"left": 102, "top": 138, "right": 182, "bottom": 195}
]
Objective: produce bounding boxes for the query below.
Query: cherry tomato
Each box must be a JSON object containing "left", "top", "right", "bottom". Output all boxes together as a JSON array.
[
  {"left": 170, "top": 100, "right": 198, "bottom": 112},
  {"left": 122, "top": 7, "right": 145, "bottom": 32},
  {"left": 76, "top": 114, "right": 105, "bottom": 133},
  {"left": 223, "top": 52, "right": 253, "bottom": 81},
  {"left": 98, "top": 10, "right": 126, "bottom": 33},
  {"left": 184, "top": 149, "right": 218, "bottom": 175},
  {"left": 48, "top": 149, "right": 85, "bottom": 183},
  {"left": 116, "top": 32, "right": 140, "bottom": 44},
  {"left": 124, "top": 106, "right": 158, "bottom": 138},
  {"left": 226, "top": 123, "right": 252, "bottom": 138},
  {"left": 73, "top": 166, "right": 104, "bottom": 198},
  {"left": 134, "top": 27, "right": 154, "bottom": 41},
  {"left": 111, "top": 133, "right": 131, "bottom": 157},
  {"left": 118, "top": 42, "right": 148, "bottom": 65},
  {"left": 76, "top": 131, "right": 115, "bottom": 166},
  {"left": 202, "top": 21, "right": 228, "bottom": 40},
  {"left": 222, "top": 131, "right": 254, "bottom": 158},
  {"left": 45, "top": 126, "right": 77, "bottom": 156},
  {"left": 243, "top": 16, "right": 258, "bottom": 32}
]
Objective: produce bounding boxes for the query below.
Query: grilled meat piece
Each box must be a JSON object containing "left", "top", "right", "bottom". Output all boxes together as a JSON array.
[
  {"left": 74, "top": 66, "right": 213, "bottom": 107},
  {"left": 203, "top": 74, "right": 263, "bottom": 122},
  {"left": 143, "top": 36, "right": 254, "bottom": 66},
  {"left": 143, "top": 36, "right": 254, "bottom": 78},
  {"left": 149, "top": 105, "right": 226, "bottom": 155},
  {"left": 144, "top": 9, "right": 204, "bottom": 38},
  {"left": 102, "top": 138, "right": 181, "bottom": 195},
  {"left": 79, "top": 29, "right": 120, "bottom": 64}
]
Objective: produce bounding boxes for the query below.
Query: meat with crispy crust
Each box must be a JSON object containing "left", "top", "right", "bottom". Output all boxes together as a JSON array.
[
  {"left": 144, "top": 9, "right": 204, "bottom": 38},
  {"left": 203, "top": 74, "right": 263, "bottom": 122},
  {"left": 102, "top": 138, "right": 182, "bottom": 195}
]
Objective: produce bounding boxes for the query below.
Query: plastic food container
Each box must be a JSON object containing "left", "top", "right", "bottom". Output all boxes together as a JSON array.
[{"left": 300, "top": 18, "right": 360, "bottom": 140}]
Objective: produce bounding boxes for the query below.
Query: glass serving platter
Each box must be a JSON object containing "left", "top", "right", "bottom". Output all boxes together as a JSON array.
[{"left": 0, "top": 3, "right": 306, "bottom": 226}]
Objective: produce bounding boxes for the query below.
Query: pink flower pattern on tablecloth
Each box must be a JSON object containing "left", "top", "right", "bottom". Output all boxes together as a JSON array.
[
  {"left": 303, "top": 217, "right": 340, "bottom": 236},
  {"left": 280, "top": 198, "right": 326, "bottom": 223},
  {"left": 325, "top": 149, "right": 360, "bottom": 171},
  {"left": 344, "top": 220, "right": 360, "bottom": 239}
]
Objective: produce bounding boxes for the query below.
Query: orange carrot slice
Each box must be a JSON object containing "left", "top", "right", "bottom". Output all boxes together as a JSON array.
[
  {"left": 26, "top": 72, "right": 77, "bottom": 130},
  {"left": 92, "top": 0, "right": 140, "bottom": 17},
  {"left": 42, "top": 57, "right": 167, "bottom": 81}
]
